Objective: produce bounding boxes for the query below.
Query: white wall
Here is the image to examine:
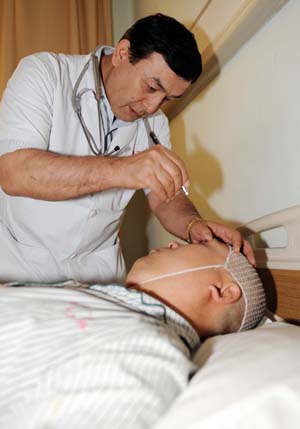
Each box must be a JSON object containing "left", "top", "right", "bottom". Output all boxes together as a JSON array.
[
  {"left": 132, "top": 0, "right": 300, "bottom": 250},
  {"left": 112, "top": 0, "right": 134, "bottom": 44}
]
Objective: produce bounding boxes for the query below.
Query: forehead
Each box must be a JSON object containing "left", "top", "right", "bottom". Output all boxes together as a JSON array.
[
  {"left": 180, "top": 240, "right": 229, "bottom": 261},
  {"left": 143, "top": 240, "right": 234, "bottom": 286},
  {"left": 188, "top": 241, "right": 237, "bottom": 283},
  {"left": 150, "top": 240, "right": 230, "bottom": 271}
]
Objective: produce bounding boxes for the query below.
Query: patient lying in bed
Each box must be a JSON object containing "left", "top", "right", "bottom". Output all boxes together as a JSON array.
[{"left": 0, "top": 239, "right": 266, "bottom": 428}]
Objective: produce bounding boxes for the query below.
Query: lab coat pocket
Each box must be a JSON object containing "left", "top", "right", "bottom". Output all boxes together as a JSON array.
[
  {"left": 73, "top": 206, "right": 122, "bottom": 256},
  {"left": 74, "top": 186, "right": 135, "bottom": 255},
  {"left": 0, "top": 222, "right": 61, "bottom": 282}
]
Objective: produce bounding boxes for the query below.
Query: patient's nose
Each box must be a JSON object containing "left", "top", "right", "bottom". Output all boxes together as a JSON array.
[{"left": 168, "top": 241, "right": 180, "bottom": 249}]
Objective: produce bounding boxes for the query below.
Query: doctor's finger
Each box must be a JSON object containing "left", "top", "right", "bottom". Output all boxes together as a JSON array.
[
  {"left": 159, "top": 147, "right": 190, "bottom": 188},
  {"left": 154, "top": 150, "right": 190, "bottom": 197},
  {"left": 144, "top": 146, "right": 187, "bottom": 199},
  {"left": 153, "top": 165, "right": 180, "bottom": 200},
  {"left": 206, "top": 221, "right": 242, "bottom": 249},
  {"left": 189, "top": 221, "right": 214, "bottom": 243},
  {"left": 230, "top": 234, "right": 255, "bottom": 266},
  {"left": 116, "top": 152, "right": 170, "bottom": 201},
  {"left": 122, "top": 148, "right": 186, "bottom": 201},
  {"left": 207, "top": 221, "right": 255, "bottom": 265},
  {"left": 150, "top": 170, "right": 175, "bottom": 202},
  {"left": 242, "top": 239, "right": 256, "bottom": 266},
  {"left": 135, "top": 154, "right": 175, "bottom": 200},
  {"left": 155, "top": 158, "right": 186, "bottom": 199}
]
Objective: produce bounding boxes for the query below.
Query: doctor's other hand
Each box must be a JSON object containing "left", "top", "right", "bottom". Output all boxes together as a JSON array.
[
  {"left": 188, "top": 219, "right": 255, "bottom": 266},
  {"left": 115, "top": 145, "right": 190, "bottom": 203}
]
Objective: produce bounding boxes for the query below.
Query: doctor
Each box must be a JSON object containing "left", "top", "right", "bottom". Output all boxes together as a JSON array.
[{"left": 0, "top": 14, "right": 254, "bottom": 284}]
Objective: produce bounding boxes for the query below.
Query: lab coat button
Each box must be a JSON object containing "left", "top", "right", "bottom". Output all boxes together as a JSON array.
[
  {"left": 69, "top": 253, "right": 77, "bottom": 259},
  {"left": 89, "top": 209, "right": 97, "bottom": 217}
]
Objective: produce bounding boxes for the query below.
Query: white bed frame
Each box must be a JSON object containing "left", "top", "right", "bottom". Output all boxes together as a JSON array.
[{"left": 239, "top": 204, "right": 300, "bottom": 324}]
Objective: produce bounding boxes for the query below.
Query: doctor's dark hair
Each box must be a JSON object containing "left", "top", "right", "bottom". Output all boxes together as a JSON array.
[{"left": 121, "top": 13, "right": 202, "bottom": 84}]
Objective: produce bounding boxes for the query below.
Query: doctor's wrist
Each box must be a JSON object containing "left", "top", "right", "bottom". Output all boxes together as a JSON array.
[{"left": 185, "top": 216, "right": 203, "bottom": 243}]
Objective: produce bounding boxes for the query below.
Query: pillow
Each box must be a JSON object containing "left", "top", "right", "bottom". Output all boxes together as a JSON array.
[{"left": 154, "top": 321, "right": 300, "bottom": 429}]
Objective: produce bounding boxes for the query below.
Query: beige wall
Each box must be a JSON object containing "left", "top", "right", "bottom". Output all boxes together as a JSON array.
[
  {"left": 130, "top": 0, "right": 299, "bottom": 253},
  {"left": 134, "top": 0, "right": 201, "bottom": 26},
  {"left": 134, "top": 0, "right": 245, "bottom": 52},
  {"left": 112, "top": 0, "right": 134, "bottom": 44}
]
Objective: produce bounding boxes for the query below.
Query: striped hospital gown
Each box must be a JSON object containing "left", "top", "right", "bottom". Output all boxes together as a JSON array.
[{"left": 0, "top": 283, "right": 200, "bottom": 428}]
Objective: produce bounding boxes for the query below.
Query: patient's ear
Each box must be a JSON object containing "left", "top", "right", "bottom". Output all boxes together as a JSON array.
[{"left": 209, "top": 283, "right": 241, "bottom": 304}]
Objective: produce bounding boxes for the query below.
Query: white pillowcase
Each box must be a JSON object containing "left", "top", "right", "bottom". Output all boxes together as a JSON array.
[{"left": 154, "top": 321, "right": 300, "bottom": 429}]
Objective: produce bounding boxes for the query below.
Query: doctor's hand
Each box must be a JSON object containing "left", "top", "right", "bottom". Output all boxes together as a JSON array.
[
  {"left": 188, "top": 219, "right": 255, "bottom": 266},
  {"left": 116, "top": 145, "right": 190, "bottom": 203}
]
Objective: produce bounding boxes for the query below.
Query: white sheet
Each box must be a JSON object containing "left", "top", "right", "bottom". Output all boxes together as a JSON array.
[
  {"left": 0, "top": 285, "right": 196, "bottom": 428},
  {"left": 154, "top": 321, "right": 300, "bottom": 429}
]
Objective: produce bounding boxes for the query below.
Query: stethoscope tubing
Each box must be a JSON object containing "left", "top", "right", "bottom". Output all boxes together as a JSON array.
[
  {"left": 72, "top": 51, "right": 104, "bottom": 156},
  {"left": 72, "top": 47, "right": 153, "bottom": 158}
]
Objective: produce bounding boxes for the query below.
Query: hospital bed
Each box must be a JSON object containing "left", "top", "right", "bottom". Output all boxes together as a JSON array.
[
  {"left": 155, "top": 204, "right": 300, "bottom": 429},
  {"left": 1, "top": 205, "right": 299, "bottom": 428}
]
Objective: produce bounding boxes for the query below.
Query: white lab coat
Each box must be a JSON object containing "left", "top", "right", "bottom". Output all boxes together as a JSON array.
[{"left": 0, "top": 48, "right": 171, "bottom": 283}]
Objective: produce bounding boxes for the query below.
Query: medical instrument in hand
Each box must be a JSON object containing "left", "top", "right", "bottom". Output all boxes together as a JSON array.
[
  {"left": 149, "top": 130, "right": 189, "bottom": 196},
  {"left": 143, "top": 118, "right": 189, "bottom": 196}
]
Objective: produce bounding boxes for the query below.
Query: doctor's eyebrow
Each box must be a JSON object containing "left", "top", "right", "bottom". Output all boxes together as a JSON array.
[{"left": 151, "top": 77, "right": 184, "bottom": 99}]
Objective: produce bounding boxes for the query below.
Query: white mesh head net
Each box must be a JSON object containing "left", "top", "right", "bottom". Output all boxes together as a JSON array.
[
  {"left": 139, "top": 244, "right": 267, "bottom": 332},
  {"left": 225, "top": 248, "right": 266, "bottom": 331}
]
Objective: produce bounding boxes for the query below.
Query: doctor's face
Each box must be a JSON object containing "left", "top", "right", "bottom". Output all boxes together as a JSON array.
[{"left": 103, "top": 39, "right": 191, "bottom": 121}]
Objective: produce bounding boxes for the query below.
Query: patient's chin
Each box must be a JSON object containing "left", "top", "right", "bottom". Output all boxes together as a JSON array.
[{"left": 125, "top": 261, "right": 141, "bottom": 286}]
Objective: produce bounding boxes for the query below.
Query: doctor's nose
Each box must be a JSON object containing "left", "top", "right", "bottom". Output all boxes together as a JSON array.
[{"left": 143, "top": 94, "right": 166, "bottom": 115}]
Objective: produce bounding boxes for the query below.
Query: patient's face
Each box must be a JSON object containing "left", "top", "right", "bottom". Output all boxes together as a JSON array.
[
  {"left": 126, "top": 239, "right": 230, "bottom": 286},
  {"left": 127, "top": 239, "right": 242, "bottom": 337}
]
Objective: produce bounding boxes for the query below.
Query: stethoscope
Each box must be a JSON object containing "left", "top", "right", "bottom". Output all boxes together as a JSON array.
[
  {"left": 71, "top": 47, "right": 133, "bottom": 156},
  {"left": 71, "top": 49, "right": 103, "bottom": 155},
  {"left": 71, "top": 47, "right": 173, "bottom": 170}
]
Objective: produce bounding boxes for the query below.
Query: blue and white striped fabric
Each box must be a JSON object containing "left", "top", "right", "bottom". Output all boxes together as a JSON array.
[{"left": 0, "top": 282, "right": 200, "bottom": 428}]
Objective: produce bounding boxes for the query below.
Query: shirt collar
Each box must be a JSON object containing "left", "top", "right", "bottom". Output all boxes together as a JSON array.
[
  {"left": 6, "top": 280, "right": 200, "bottom": 351},
  {"left": 88, "top": 284, "right": 201, "bottom": 351}
]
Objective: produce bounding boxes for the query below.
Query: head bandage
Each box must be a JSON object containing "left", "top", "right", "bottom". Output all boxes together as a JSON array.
[{"left": 140, "top": 246, "right": 266, "bottom": 331}]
